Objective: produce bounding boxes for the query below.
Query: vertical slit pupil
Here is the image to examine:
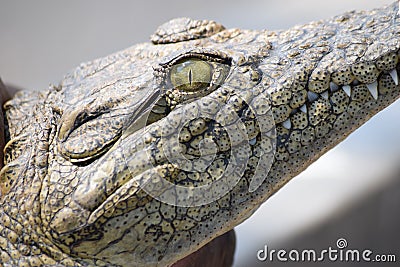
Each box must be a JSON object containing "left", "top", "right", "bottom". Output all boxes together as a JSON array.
[{"left": 188, "top": 68, "right": 192, "bottom": 86}]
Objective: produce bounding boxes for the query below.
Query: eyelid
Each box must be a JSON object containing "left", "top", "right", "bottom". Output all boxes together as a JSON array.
[
  {"left": 153, "top": 49, "right": 232, "bottom": 105},
  {"left": 160, "top": 49, "right": 232, "bottom": 68}
]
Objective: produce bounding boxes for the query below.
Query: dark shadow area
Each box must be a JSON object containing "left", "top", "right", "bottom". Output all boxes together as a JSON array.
[{"left": 241, "top": 169, "right": 400, "bottom": 267}]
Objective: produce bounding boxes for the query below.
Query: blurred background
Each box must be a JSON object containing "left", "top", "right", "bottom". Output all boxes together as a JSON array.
[{"left": 1, "top": 0, "right": 399, "bottom": 266}]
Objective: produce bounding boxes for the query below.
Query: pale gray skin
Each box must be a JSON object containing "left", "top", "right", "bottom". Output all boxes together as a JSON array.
[{"left": 1, "top": 2, "right": 399, "bottom": 266}]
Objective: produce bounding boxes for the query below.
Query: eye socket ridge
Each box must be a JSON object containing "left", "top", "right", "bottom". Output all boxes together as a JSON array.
[{"left": 164, "top": 51, "right": 232, "bottom": 67}]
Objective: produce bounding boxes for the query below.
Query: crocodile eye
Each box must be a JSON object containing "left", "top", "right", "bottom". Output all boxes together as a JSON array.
[
  {"left": 170, "top": 58, "right": 212, "bottom": 91},
  {"left": 156, "top": 51, "right": 231, "bottom": 110}
]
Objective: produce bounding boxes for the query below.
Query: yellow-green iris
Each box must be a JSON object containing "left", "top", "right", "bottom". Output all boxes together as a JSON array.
[{"left": 170, "top": 58, "right": 212, "bottom": 91}]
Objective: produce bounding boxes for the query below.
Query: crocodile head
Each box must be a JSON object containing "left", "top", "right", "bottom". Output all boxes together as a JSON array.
[{"left": 1, "top": 2, "right": 399, "bottom": 266}]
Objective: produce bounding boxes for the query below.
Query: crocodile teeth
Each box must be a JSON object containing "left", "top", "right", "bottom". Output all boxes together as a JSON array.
[
  {"left": 342, "top": 85, "right": 351, "bottom": 97},
  {"left": 282, "top": 118, "right": 291, "bottom": 129},
  {"left": 329, "top": 82, "right": 339, "bottom": 92},
  {"left": 366, "top": 81, "right": 378, "bottom": 100},
  {"left": 299, "top": 104, "right": 307, "bottom": 113},
  {"left": 321, "top": 91, "right": 329, "bottom": 100},
  {"left": 389, "top": 68, "right": 399, "bottom": 85},
  {"left": 249, "top": 138, "right": 257, "bottom": 145},
  {"left": 398, "top": 1, "right": 400, "bottom": 15},
  {"left": 307, "top": 91, "right": 319, "bottom": 102}
]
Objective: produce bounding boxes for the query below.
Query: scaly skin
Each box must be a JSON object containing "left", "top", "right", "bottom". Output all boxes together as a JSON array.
[{"left": 1, "top": 2, "right": 399, "bottom": 266}]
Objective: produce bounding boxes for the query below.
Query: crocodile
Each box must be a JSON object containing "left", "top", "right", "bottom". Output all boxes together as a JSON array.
[{"left": 1, "top": 1, "right": 399, "bottom": 266}]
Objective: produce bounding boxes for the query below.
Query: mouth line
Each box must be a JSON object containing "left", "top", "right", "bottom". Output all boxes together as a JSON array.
[
  {"left": 77, "top": 50, "right": 400, "bottom": 219},
  {"left": 279, "top": 52, "right": 400, "bottom": 130}
]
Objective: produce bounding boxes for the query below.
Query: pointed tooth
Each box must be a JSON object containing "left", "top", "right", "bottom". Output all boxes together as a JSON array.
[
  {"left": 366, "top": 81, "right": 378, "bottom": 100},
  {"left": 389, "top": 69, "right": 399, "bottom": 86},
  {"left": 307, "top": 91, "right": 319, "bottom": 102},
  {"left": 329, "top": 82, "right": 339, "bottom": 92},
  {"left": 299, "top": 104, "right": 307, "bottom": 113},
  {"left": 249, "top": 138, "right": 256, "bottom": 145},
  {"left": 398, "top": 1, "right": 400, "bottom": 16},
  {"left": 342, "top": 85, "right": 351, "bottom": 97},
  {"left": 282, "top": 118, "right": 291, "bottom": 129},
  {"left": 321, "top": 91, "right": 329, "bottom": 100}
]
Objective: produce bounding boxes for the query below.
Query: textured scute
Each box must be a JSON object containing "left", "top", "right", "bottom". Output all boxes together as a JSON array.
[
  {"left": 376, "top": 52, "right": 399, "bottom": 71},
  {"left": 308, "top": 69, "right": 330, "bottom": 93},
  {"left": 331, "top": 66, "right": 355, "bottom": 85},
  {"left": 351, "top": 62, "right": 380, "bottom": 84},
  {"left": 151, "top": 18, "right": 225, "bottom": 44},
  {"left": 3, "top": 90, "right": 44, "bottom": 140}
]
